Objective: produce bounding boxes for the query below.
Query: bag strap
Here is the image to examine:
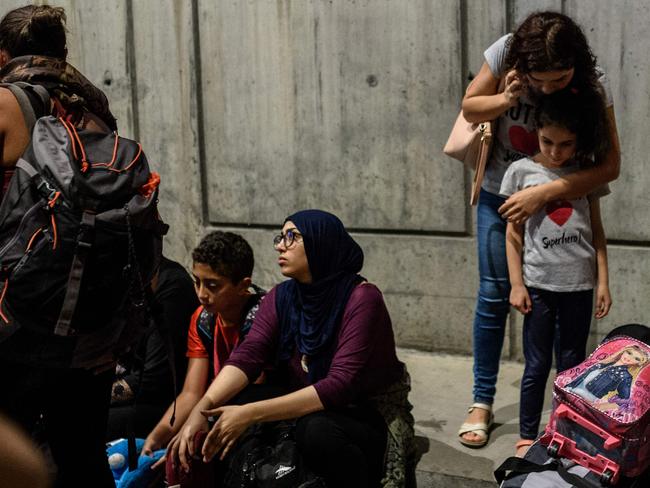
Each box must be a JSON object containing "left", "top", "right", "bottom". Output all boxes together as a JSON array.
[
  {"left": 127, "top": 350, "right": 146, "bottom": 471},
  {"left": 15, "top": 82, "right": 50, "bottom": 112},
  {"left": 1, "top": 82, "right": 50, "bottom": 133},
  {"left": 125, "top": 320, "right": 178, "bottom": 471},
  {"left": 197, "top": 307, "right": 216, "bottom": 372},
  {"left": 126, "top": 310, "right": 178, "bottom": 471},
  {"left": 54, "top": 211, "right": 96, "bottom": 336},
  {"left": 494, "top": 456, "right": 596, "bottom": 488},
  {"left": 15, "top": 159, "right": 38, "bottom": 178},
  {"left": 162, "top": 319, "right": 178, "bottom": 428}
]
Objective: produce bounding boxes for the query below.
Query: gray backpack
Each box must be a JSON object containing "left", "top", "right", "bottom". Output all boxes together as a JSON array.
[{"left": 0, "top": 82, "right": 167, "bottom": 370}]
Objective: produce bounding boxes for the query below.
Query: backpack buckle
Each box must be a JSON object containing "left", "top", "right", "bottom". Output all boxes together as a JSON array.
[
  {"left": 77, "top": 212, "right": 96, "bottom": 250},
  {"left": 36, "top": 177, "right": 59, "bottom": 202}
]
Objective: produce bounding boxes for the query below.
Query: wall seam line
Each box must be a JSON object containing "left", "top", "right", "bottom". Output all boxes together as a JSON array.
[
  {"left": 505, "top": 0, "right": 514, "bottom": 33},
  {"left": 125, "top": 0, "right": 139, "bottom": 140},
  {"left": 191, "top": 0, "right": 209, "bottom": 226},
  {"left": 459, "top": 0, "right": 473, "bottom": 236}
]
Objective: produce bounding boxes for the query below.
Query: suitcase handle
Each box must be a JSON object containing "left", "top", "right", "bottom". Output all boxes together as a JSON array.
[
  {"left": 548, "top": 433, "right": 620, "bottom": 485},
  {"left": 555, "top": 404, "right": 622, "bottom": 450}
]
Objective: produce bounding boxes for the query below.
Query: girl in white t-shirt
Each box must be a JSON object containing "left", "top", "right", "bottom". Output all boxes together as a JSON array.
[{"left": 501, "top": 90, "right": 612, "bottom": 457}]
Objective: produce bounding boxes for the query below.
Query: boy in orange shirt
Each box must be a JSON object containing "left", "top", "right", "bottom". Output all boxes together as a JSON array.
[{"left": 142, "top": 231, "right": 265, "bottom": 464}]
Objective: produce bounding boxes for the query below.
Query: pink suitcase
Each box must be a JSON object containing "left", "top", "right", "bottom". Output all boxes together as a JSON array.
[{"left": 541, "top": 336, "right": 650, "bottom": 485}]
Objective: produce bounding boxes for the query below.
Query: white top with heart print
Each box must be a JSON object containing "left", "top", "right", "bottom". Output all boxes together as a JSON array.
[
  {"left": 480, "top": 34, "right": 613, "bottom": 195},
  {"left": 499, "top": 157, "right": 609, "bottom": 292}
]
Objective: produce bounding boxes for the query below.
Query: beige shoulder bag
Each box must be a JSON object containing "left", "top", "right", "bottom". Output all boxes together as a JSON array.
[{"left": 443, "top": 79, "right": 504, "bottom": 205}]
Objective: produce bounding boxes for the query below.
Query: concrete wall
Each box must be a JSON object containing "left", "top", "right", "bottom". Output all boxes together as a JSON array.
[{"left": 8, "top": 0, "right": 650, "bottom": 358}]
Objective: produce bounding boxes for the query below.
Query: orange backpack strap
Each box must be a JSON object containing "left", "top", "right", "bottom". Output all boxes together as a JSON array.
[{"left": 139, "top": 172, "right": 161, "bottom": 198}]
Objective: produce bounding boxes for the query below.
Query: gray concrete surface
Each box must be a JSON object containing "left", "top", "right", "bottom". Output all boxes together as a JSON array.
[
  {"left": 399, "top": 348, "right": 553, "bottom": 487},
  {"left": 4, "top": 1, "right": 650, "bottom": 356}
]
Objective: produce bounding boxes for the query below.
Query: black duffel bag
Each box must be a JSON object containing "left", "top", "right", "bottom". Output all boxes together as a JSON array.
[
  {"left": 223, "top": 420, "right": 326, "bottom": 488},
  {"left": 495, "top": 440, "right": 650, "bottom": 488}
]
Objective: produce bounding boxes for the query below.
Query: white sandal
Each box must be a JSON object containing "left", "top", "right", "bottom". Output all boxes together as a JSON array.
[{"left": 458, "top": 402, "right": 494, "bottom": 448}]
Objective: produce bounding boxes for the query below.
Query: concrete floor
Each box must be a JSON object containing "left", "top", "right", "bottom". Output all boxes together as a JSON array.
[{"left": 399, "top": 348, "right": 553, "bottom": 487}]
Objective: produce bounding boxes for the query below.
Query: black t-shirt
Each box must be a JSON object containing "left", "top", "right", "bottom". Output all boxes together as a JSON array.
[{"left": 120, "top": 257, "right": 198, "bottom": 405}]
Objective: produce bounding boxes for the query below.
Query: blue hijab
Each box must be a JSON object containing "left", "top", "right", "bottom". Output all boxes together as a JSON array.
[{"left": 276, "top": 210, "right": 364, "bottom": 382}]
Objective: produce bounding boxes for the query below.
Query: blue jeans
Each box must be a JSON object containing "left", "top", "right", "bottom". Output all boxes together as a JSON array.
[
  {"left": 519, "top": 287, "right": 593, "bottom": 439},
  {"left": 472, "top": 189, "right": 510, "bottom": 405}
]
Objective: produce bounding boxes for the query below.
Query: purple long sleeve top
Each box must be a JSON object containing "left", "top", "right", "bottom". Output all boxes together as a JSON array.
[{"left": 225, "top": 282, "right": 404, "bottom": 409}]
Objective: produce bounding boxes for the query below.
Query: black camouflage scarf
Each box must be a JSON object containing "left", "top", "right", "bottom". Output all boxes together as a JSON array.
[{"left": 0, "top": 55, "right": 117, "bottom": 131}]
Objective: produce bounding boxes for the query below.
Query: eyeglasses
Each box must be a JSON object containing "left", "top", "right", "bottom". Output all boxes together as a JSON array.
[{"left": 273, "top": 228, "right": 302, "bottom": 248}]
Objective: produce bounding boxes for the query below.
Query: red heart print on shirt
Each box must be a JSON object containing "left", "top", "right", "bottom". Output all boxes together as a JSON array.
[
  {"left": 509, "top": 126, "right": 539, "bottom": 155},
  {"left": 546, "top": 200, "right": 573, "bottom": 226}
]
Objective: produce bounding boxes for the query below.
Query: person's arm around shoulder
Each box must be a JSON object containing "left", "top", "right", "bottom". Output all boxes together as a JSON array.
[
  {"left": 590, "top": 198, "right": 612, "bottom": 319},
  {"left": 506, "top": 221, "right": 532, "bottom": 314},
  {"left": 462, "top": 63, "right": 522, "bottom": 123},
  {"left": 500, "top": 108, "right": 621, "bottom": 223}
]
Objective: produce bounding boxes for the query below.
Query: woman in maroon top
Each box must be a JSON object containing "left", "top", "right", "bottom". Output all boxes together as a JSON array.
[{"left": 170, "top": 210, "right": 413, "bottom": 487}]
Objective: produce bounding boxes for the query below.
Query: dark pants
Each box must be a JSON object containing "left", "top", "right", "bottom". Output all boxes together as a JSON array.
[
  {"left": 0, "top": 361, "right": 115, "bottom": 488},
  {"left": 519, "top": 287, "right": 593, "bottom": 439},
  {"left": 236, "top": 385, "right": 387, "bottom": 488},
  {"left": 166, "top": 384, "right": 387, "bottom": 488},
  {"left": 296, "top": 407, "right": 387, "bottom": 488},
  {"left": 106, "top": 402, "right": 167, "bottom": 442}
]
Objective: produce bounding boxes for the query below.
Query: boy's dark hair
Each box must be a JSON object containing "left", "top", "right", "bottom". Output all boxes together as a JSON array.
[
  {"left": 192, "top": 231, "right": 254, "bottom": 284},
  {"left": 505, "top": 11, "right": 598, "bottom": 92},
  {"left": 0, "top": 5, "right": 67, "bottom": 59},
  {"left": 534, "top": 89, "right": 611, "bottom": 164}
]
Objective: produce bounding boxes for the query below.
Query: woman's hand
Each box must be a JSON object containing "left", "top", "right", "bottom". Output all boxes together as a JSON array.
[
  {"left": 499, "top": 186, "right": 546, "bottom": 224},
  {"left": 172, "top": 412, "right": 209, "bottom": 473},
  {"left": 503, "top": 69, "right": 525, "bottom": 107},
  {"left": 510, "top": 285, "right": 532, "bottom": 315},
  {"left": 200, "top": 405, "right": 255, "bottom": 462},
  {"left": 595, "top": 284, "right": 612, "bottom": 319}
]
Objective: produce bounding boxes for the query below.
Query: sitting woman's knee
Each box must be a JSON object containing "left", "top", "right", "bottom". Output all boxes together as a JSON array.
[{"left": 295, "top": 412, "right": 341, "bottom": 453}]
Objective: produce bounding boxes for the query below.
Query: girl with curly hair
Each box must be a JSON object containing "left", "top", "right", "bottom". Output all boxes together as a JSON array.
[{"left": 458, "top": 11, "right": 621, "bottom": 449}]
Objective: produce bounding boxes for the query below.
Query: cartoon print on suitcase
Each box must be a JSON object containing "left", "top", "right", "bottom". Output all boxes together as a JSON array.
[{"left": 559, "top": 339, "right": 650, "bottom": 424}]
